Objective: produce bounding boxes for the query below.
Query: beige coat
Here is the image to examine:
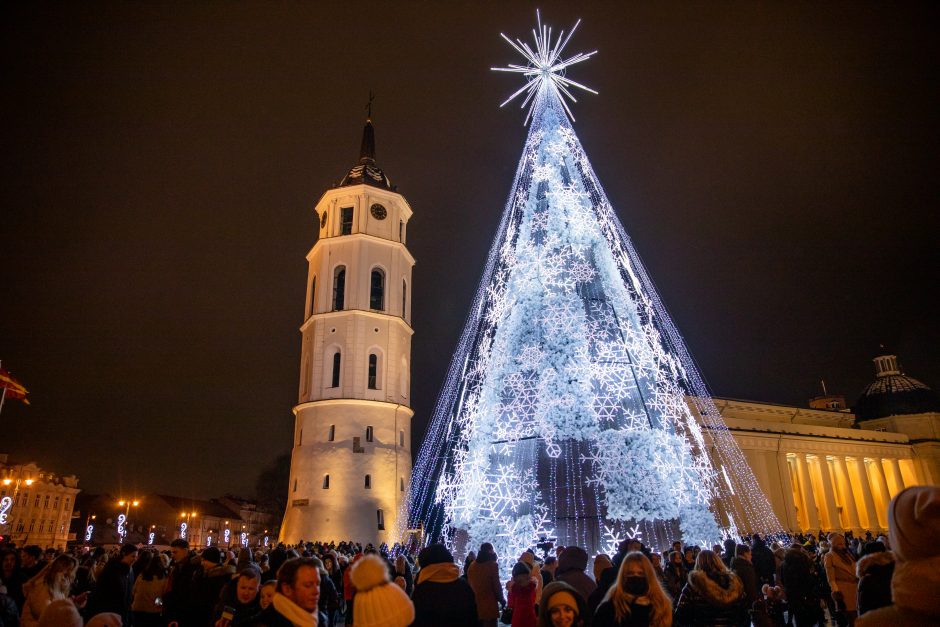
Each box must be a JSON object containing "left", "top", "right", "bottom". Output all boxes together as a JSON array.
[
  {"left": 823, "top": 549, "right": 858, "bottom": 611},
  {"left": 467, "top": 560, "right": 505, "bottom": 620},
  {"left": 856, "top": 556, "right": 940, "bottom": 627}
]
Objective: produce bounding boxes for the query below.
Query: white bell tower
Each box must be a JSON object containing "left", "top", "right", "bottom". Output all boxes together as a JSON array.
[{"left": 280, "top": 114, "right": 414, "bottom": 545}]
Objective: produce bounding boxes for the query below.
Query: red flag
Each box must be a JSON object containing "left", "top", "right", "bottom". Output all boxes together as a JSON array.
[{"left": 0, "top": 367, "right": 30, "bottom": 405}]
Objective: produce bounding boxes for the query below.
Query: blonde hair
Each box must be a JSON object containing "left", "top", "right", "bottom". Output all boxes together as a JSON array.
[{"left": 603, "top": 551, "right": 672, "bottom": 627}]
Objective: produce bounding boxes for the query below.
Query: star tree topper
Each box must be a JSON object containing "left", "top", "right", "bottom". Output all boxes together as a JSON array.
[{"left": 492, "top": 10, "right": 599, "bottom": 124}]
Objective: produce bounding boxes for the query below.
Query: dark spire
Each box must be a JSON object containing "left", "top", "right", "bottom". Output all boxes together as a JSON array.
[{"left": 359, "top": 91, "right": 376, "bottom": 163}]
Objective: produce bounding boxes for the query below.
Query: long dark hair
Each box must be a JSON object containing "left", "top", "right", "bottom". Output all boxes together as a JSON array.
[
  {"left": 141, "top": 553, "right": 167, "bottom": 581},
  {"left": 477, "top": 543, "right": 497, "bottom": 564}
]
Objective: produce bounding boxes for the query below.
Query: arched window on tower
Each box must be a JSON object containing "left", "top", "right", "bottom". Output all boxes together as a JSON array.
[
  {"left": 377, "top": 509, "right": 385, "bottom": 530},
  {"left": 364, "top": 474, "right": 371, "bottom": 489},
  {"left": 365, "top": 426, "right": 374, "bottom": 442},
  {"left": 370, "top": 268, "right": 385, "bottom": 311},
  {"left": 332, "top": 266, "right": 346, "bottom": 311},
  {"left": 328, "top": 425, "right": 335, "bottom": 441},
  {"left": 331, "top": 352, "right": 341, "bottom": 388},
  {"left": 368, "top": 353, "right": 378, "bottom": 390},
  {"left": 322, "top": 475, "right": 330, "bottom": 489}
]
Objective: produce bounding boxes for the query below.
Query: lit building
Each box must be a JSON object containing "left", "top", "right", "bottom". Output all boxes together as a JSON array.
[
  {"left": 702, "top": 351, "right": 939, "bottom": 534},
  {"left": 0, "top": 455, "right": 80, "bottom": 549},
  {"left": 279, "top": 114, "right": 415, "bottom": 545}
]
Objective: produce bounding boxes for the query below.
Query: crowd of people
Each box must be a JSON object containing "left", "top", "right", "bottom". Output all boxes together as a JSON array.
[{"left": 0, "top": 485, "right": 936, "bottom": 627}]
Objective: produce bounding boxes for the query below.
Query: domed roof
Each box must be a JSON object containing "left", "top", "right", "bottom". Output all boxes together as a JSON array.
[
  {"left": 854, "top": 353, "right": 940, "bottom": 422},
  {"left": 338, "top": 117, "right": 393, "bottom": 190}
]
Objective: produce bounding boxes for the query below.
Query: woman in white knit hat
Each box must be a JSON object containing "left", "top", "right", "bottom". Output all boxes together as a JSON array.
[{"left": 350, "top": 554, "right": 415, "bottom": 627}]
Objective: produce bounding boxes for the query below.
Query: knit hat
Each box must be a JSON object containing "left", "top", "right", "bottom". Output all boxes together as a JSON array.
[
  {"left": 350, "top": 554, "right": 415, "bottom": 627},
  {"left": 546, "top": 589, "right": 580, "bottom": 615},
  {"left": 417, "top": 543, "right": 453, "bottom": 567},
  {"left": 201, "top": 546, "right": 222, "bottom": 564},
  {"left": 888, "top": 485, "right": 940, "bottom": 561},
  {"left": 512, "top": 561, "right": 532, "bottom": 578}
]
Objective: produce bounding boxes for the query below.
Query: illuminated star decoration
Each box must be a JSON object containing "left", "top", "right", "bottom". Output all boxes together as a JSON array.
[{"left": 492, "top": 10, "right": 598, "bottom": 124}]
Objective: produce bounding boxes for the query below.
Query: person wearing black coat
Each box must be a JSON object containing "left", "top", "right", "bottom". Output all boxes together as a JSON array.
[
  {"left": 85, "top": 544, "right": 137, "bottom": 624},
  {"left": 778, "top": 548, "right": 817, "bottom": 627},
  {"left": 587, "top": 565, "right": 617, "bottom": 618},
  {"left": 749, "top": 535, "right": 776, "bottom": 587},
  {"left": 675, "top": 550, "right": 747, "bottom": 627},
  {"left": 164, "top": 540, "right": 200, "bottom": 626},
  {"left": 214, "top": 566, "right": 263, "bottom": 626},
  {"left": 411, "top": 544, "right": 478, "bottom": 627},
  {"left": 856, "top": 544, "right": 895, "bottom": 616}
]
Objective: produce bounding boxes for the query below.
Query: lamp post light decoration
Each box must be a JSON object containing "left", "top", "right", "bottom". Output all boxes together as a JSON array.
[
  {"left": 117, "top": 499, "right": 139, "bottom": 541},
  {"left": 223, "top": 520, "right": 230, "bottom": 546},
  {"left": 1, "top": 476, "right": 34, "bottom": 537},
  {"left": 179, "top": 511, "right": 196, "bottom": 540},
  {"left": 83, "top": 513, "right": 96, "bottom": 543}
]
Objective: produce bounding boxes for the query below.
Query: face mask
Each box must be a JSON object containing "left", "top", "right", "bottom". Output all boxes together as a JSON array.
[{"left": 624, "top": 576, "right": 648, "bottom": 595}]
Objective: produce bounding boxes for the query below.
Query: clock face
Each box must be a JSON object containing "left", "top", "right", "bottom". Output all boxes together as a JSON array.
[
  {"left": 320, "top": 211, "right": 328, "bottom": 227},
  {"left": 370, "top": 203, "right": 387, "bottom": 220}
]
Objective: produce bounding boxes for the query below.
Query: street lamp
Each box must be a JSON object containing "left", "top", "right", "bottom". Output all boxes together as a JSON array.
[
  {"left": 116, "top": 499, "right": 139, "bottom": 541},
  {"left": 179, "top": 511, "right": 196, "bottom": 541},
  {"left": 0, "top": 475, "right": 36, "bottom": 538}
]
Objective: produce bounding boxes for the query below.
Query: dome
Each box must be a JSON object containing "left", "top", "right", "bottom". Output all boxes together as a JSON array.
[
  {"left": 338, "top": 117, "right": 393, "bottom": 190},
  {"left": 854, "top": 353, "right": 940, "bottom": 422}
]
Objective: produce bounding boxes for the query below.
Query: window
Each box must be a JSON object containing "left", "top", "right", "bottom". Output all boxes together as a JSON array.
[
  {"left": 64, "top": 498, "right": 70, "bottom": 510},
  {"left": 400, "top": 477, "right": 405, "bottom": 492},
  {"left": 309, "top": 275, "right": 317, "bottom": 317},
  {"left": 328, "top": 425, "right": 335, "bottom": 441},
  {"left": 293, "top": 479, "right": 298, "bottom": 493},
  {"left": 368, "top": 354, "right": 378, "bottom": 390},
  {"left": 364, "top": 475, "right": 371, "bottom": 489},
  {"left": 400, "top": 430, "right": 405, "bottom": 447},
  {"left": 399, "top": 220, "right": 404, "bottom": 242},
  {"left": 370, "top": 268, "right": 385, "bottom": 310},
  {"left": 323, "top": 475, "right": 330, "bottom": 489},
  {"left": 332, "top": 266, "right": 346, "bottom": 311},
  {"left": 402, "top": 280, "right": 407, "bottom": 318},
  {"left": 366, "top": 426, "right": 374, "bottom": 442},
  {"left": 43, "top": 495, "right": 49, "bottom": 509},
  {"left": 331, "top": 352, "right": 341, "bottom": 388},
  {"left": 377, "top": 509, "right": 385, "bottom": 531},
  {"left": 29, "top": 519, "right": 35, "bottom": 532},
  {"left": 341, "top": 207, "right": 353, "bottom": 235},
  {"left": 34, "top": 495, "right": 40, "bottom": 508},
  {"left": 39, "top": 520, "right": 45, "bottom": 533},
  {"left": 53, "top": 496, "right": 59, "bottom": 510}
]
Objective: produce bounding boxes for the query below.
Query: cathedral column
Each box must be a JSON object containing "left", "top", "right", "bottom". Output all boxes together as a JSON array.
[
  {"left": 815, "top": 456, "right": 841, "bottom": 531},
  {"left": 887, "top": 458, "right": 906, "bottom": 496},
  {"left": 869, "top": 460, "right": 891, "bottom": 528},
  {"left": 853, "top": 457, "right": 879, "bottom": 531},
  {"left": 794, "top": 454, "right": 819, "bottom": 531},
  {"left": 776, "top": 450, "right": 798, "bottom": 532},
  {"left": 833, "top": 456, "right": 861, "bottom": 533}
]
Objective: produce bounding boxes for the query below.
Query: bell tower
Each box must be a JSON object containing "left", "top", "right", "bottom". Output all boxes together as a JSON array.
[{"left": 280, "top": 114, "right": 414, "bottom": 545}]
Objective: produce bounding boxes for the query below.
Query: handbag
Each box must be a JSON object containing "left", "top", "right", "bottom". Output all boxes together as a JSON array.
[{"left": 499, "top": 606, "right": 513, "bottom": 625}]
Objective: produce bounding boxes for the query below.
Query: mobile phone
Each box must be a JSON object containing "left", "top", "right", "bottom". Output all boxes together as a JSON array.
[{"left": 221, "top": 606, "right": 236, "bottom": 621}]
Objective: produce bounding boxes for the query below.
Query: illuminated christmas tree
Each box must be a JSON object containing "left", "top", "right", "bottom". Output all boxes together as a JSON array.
[{"left": 407, "top": 13, "right": 784, "bottom": 566}]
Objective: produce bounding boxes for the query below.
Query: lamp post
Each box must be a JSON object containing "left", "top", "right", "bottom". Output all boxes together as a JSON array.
[
  {"left": 84, "top": 513, "right": 97, "bottom": 544},
  {"left": 179, "top": 511, "right": 196, "bottom": 542},
  {"left": 116, "top": 499, "right": 139, "bottom": 542}
]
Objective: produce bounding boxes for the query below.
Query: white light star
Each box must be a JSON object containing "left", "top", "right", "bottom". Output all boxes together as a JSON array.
[{"left": 492, "top": 10, "right": 598, "bottom": 124}]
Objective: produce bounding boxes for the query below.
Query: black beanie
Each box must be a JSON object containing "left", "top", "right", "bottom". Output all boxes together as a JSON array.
[
  {"left": 512, "top": 561, "right": 532, "bottom": 578},
  {"left": 418, "top": 543, "right": 453, "bottom": 567}
]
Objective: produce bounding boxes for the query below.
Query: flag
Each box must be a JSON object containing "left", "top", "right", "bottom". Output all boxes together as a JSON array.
[{"left": 0, "top": 367, "right": 29, "bottom": 405}]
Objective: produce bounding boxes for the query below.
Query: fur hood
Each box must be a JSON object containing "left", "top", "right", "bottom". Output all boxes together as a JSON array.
[
  {"left": 857, "top": 551, "right": 895, "bottom": 578},
  {"left": 687, "top": 570, "right": 744, "bottom": 606},
  {"left": 892, "top": 555, "right": 940, "bottom": 617}
]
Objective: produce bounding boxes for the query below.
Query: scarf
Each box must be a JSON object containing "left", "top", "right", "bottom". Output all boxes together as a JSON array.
[
  {"left": 272, "top": 592, "right": 318, "bottom": 627},
  {"left": 417, "top": 562, "right": 460, "bottom": 585}
]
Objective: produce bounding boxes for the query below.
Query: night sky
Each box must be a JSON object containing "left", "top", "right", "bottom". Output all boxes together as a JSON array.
[{"left": 2, "top": 3, "right": 937, "bottom": 500}]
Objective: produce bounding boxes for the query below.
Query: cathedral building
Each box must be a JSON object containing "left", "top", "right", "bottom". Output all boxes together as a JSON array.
[
  {"left": 280, "top": 116, "right": 414, "bottom": 545},
  {"left": 704, "top": 351, "right": 940, "bottom": 534}
]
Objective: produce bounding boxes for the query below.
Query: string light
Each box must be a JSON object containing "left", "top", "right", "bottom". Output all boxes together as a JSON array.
[
  {"left": 0, "top": 496, "right": 11, "bottom": 525},
  {"left": 117, "top": 514, "right": 127, "bottom": 541},
  {"left": 148, "top": 532, "right": 155, "bottom": 545},
  {"left": 180, "top": 522, "right": 187, "bottom": 540},
  {"left": 404, "top": 13, "right": 784, "bottom": 571},
  {"left": 85, "top": 524, "right": 94, "bottom": 542}
]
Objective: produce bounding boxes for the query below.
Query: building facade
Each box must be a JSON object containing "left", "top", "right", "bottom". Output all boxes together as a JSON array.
[
  {"left": 280, "top": 116, "right": 415, "bottom": 545},
  {"left": 703, "top": 352, "right": 940, "bottom": 534},
  {"left": 0, "top": 455, "right": 80, "bottom": 549}
]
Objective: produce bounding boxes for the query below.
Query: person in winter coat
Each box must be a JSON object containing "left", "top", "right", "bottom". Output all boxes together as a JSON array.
[
  {"left": 730, "top": 545, "right": 758, "bottom": 619},
  {"left": 749, "top": 535, "right": 776, "bottom": 588},
  {"left": 593, "top": 551, "right": 672, "bottom": 627},
  {"left": 674, "top": 550, "right": 747, "bottom": 627},
  {"left": 411, "top": 544, "right": 478, "bottom": 627},
  {"left": 855, "top": 542, "right": 894, "bottom": 617},
  {"left": 192, "top": 547, "right": 237, "bottom": 626},
  {"left": 777, "top": 547, "right": 817, "bottom": 627},
  {"left": 131, "top": 553, "right": 168, "bottom": 627},
  {"left": 213, "top": 565, "right": 262, "bottom": 626},
  {"left": 662, "top": 552, "right": 686, "bottom": 605},
  {"left": 824, "top": 533, "right": 858, "bottom": 626},
  {"left": 308, "top": 557, "right": 340, "bottom": 627},
  {"left": 392, "top": 555, "right": 413, "bottom": 598},
  {"left": 20, "top": 555, "right": 80, "bottom": 627},
  {"left": 85, "top": 543, "right": 137, "bottom": 624},
  {"left": 555, "top": 546, "right": 597, "bottom": 603},
  {"left": 349, "top": 554, "right": 414, "bottom": 627},
  {"left": 537, "top": 581, "right": 589, "bottom": 627},
  {"left": 857, "top": 486, "right": 940, "bottom": 627},
  {"left": 467, "top": 543, "right": 505, "bottom": 627},
  {"left": 587, "top": 555, "right": 617, "bottom": 618},
  {"left": 507, "top": 562, "right": 537, "bottom": 627},
  {"left": 245, "top": 557, "right": 326, "bottom": 627},
  {"left": 164, "top": 539, "right": 199, "bottom": 626},
  {"left": 343, "top": 553, "right": 360, "bottom": 626}
]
